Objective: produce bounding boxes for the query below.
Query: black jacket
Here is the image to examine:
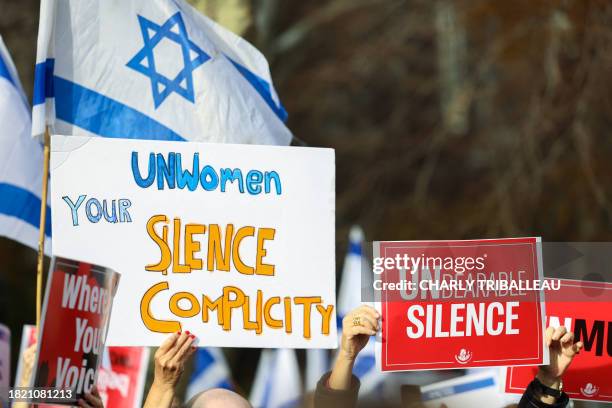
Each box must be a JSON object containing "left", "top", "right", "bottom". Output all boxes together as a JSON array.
[{"left": 314, "top": 373, "right": 570, "bottom": 408}]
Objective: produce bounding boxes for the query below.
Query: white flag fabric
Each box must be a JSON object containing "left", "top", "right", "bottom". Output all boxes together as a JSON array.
[
  {"left": 250, "top": 349, "right": 301, "bottom": 408},
  {"left": 305, "top": 348, "right": 329, "bottom": 391},
  {"left": 336, "top": 226, "right": 386, "bottom": 395},
  {"left": 32, "top": 0, "right": 292, "bottom": 145},
  {"left": 186, "top": 348, "right": 232, "bottom": 400},
  {"left": 0, "top": 35, "right": 51, "bottom": 251}
]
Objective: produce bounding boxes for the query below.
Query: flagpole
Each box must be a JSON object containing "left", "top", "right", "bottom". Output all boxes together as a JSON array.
[{"left": 36, "top": 127, "right": 50, "bottom": 328}]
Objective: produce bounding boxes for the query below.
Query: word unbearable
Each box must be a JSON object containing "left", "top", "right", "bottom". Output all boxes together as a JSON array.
[{"left": 140, "top": 282, "right": 335, "bottom": 339}]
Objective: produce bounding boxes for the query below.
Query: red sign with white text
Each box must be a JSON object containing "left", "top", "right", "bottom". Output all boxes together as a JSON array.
[
  {"left": 376, "top": 237, "right": 547, "bottom": 371},
  {"left": 31, "top": 258, "right": 120, "bottom": 405},
  {"left": 17, "top": 325, "right": 149, "bottom": 408},
  {"left": 505, "top": 279, "right": 612, "bottom": 402},
  {"left": 97, "top": 347, "right": 150, "bottom": 408}
]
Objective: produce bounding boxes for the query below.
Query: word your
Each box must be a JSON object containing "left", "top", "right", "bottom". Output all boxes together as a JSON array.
[
  {"left": 140, "top": 282, "right": 334, "bottom": 339},
  {"left": 406, "top": 302, "right": 520, "bottom": 339},
  {"left": 373, "top": 254, "right": 486, "bottom": 274},
  {"left": 131, "top": 152, "right": 282, "bottom": 195},
  {"left": 74, "top": 317, "right": 104, "bottom": 355},
  {"left": 146, "top": 215, "right": 276, "bottom": 275},
  {"left": 62, "top": 195, "right": 132, "bottom": 226}
]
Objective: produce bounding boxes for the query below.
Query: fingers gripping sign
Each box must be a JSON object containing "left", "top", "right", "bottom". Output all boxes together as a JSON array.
[
  {"left": 540, "top": 325, "right": 584, "bottom": 383},
  {"left": 329, "top": 305, "right": 381, "bottom": 391},
  {"left": 341, "top": 305, "right": 380, "bottom": 361},
  {"left": 143, "top": 331, "right": 198, "bottom": 408},
  {"left": 154, "top": 331, "right": 197, "bottom": 391},
  {"left": 78, "top": 386, "right": 104, "bottom": 408}
]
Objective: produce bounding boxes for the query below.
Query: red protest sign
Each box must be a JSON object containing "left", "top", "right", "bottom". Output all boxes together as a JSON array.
[
  {"left": 505, "top": 279, "right": 612, "bottom": 402},
  {"left": 31, "top": 257, "right": 119, "bottom": 405},
  {"left": 97, "top": 347, "right": 150, "bottom": 408},
  {"left": 375, "top": 237, "right": 548, "bottom": 371},
  {"left": 18, "top": 325, "right": 149, "bottom": 408}
]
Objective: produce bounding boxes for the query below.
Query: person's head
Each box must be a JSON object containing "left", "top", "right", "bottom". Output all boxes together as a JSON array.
[{"left": 184, "top": 388, "right": 251, "bottom": 408}]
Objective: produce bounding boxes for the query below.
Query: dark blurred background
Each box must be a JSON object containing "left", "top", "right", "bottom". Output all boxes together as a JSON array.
[{"left": 1, "top": 0, "right": 611, "bottom": 405}]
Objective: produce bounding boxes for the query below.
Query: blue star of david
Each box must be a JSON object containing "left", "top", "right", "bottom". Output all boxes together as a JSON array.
[{"left": 127, "top": 12, "right": 210, "bottom": 108}]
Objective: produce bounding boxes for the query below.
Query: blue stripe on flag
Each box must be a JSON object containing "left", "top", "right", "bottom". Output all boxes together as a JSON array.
[
  {"left": 53, "top": 77, "right": 185, "bottom": 141},
  {"left": 216, "top": 379, "right": 232, "bottom": 389},
  {"left": 33, "top": 59, "right": 55, "bottom": 105},
  {"left": 193, "top": 348, "right": 215, "bottom": 369},
  {"left": 32, "top": 58, "right": 287, "bottom": 131},
  {"left": 0, "top": 183, "right": 51, "bottom": 236},
  {"left": 421, "top": 377, "right": 495, "bottom": 401},
  {"left": 227, "top": 57, "right": 288, "bottom": 123},
  {"left": 352, "top": 354, "right": 375, "bottom": 378},
  {"left": 349, "top": 241, "right": 361, "bottom": 256},
  {"left": 0, "top": 52, "right": 15, "bottom": 86},
  {"left": 189, "top": 349, "right": 232, "bottom": 390}
]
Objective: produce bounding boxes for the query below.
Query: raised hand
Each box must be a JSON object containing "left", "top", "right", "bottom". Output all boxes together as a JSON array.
[
  {"left": 144, "top": 331, "right": 197, "bottom": 408},
  {"left": 340, "top": 305, "right": 380, "bottom": 361},
  {"left": 78, "top": 386, "right": 104, "bottom": 408},
  {"left": 538, "top": 325, "right": 583, "bottom": 386},
  {"left": 153, "top": 330, "right": 197, "bottom": 390},
  {"left": 328, "top": 305, "right": 380, "bottom": 391}
]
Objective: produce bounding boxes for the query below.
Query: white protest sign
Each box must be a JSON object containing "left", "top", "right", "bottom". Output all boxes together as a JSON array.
[{"left": 51, "top": 135, "right": 336, "bottom": 349}]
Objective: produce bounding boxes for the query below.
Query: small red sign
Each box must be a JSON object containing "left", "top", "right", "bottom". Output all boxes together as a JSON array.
[
  {"left": 505, "top": 279, "right": 612, "bottom": 403},
  {"left": 375, "top": 237, "right": 547, "bottom": 371},
  {"left": 31, "top": 257, "right": 120, "bottom": 405},
  {"left": 97, "top": 347, "right": 150, "bottom": 408}
]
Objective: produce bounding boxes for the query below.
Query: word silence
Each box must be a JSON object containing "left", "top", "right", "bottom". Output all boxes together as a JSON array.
[
  {"left": 51, "top": 135, "right": 337, "bottom": 349},
  {"left": 375, "top": 238, "right": 547, "bottom": 371}
]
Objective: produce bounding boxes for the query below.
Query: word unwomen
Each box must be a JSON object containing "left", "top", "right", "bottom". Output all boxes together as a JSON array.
[{"left": 131, "top": 152, "right": 282, "bottom": 195}]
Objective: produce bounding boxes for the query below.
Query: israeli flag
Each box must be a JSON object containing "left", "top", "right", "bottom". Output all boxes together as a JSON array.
[
  {"left": 0, "top": 35, "right": 51, "bottom": 251},
  {"left": 32, "top": 0, "right": 291, "bottom": 145},
  {"left": 250, "top": 349, "right": 301, "bottom": 408},
  {"left": 185, "top": 348, "right": 232, "bottom": 400},
  {"left": 336, "top": 226, "right": 386, "bottom": 394},
  {"left": 305, "top": 348, "right": 329, "bottom": 391}
]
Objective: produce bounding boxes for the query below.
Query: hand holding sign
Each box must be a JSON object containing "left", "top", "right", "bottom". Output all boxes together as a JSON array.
[
  {"left": 77, "top": 386, "right": 104, "bottom": 408},
  {"left": 328, "top": 305, "right": 380, "bottom": 392},
  {"left": 340, "top": 305, "right": 380, "bottom": 361},
  {"left": 539, "top": 326, "right": 583, "bottom": 383},
  {"left": 19, "top": 343, "right": 37, "bottom": 387},
  {"left": 153, "top": 331, "right": 197, "bottom": 389},
  {"left": 144, "top": 332, "right": 197, "bottom": 408}
]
